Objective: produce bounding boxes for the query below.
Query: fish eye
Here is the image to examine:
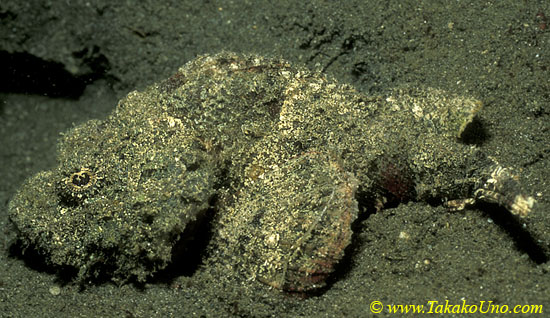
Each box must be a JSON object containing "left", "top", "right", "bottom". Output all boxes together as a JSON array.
[{"left": 66, "top": 168, "right": 96, "bottom": 191}]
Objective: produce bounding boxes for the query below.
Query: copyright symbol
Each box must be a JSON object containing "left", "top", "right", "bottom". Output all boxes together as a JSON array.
[{"left": 370, "top": 300, "right": 383, "bottom": 314}]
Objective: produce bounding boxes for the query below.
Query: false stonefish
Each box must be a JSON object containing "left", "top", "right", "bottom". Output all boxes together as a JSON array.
[{"left": 8, "top": 52, "right": 535, "bottom": 292}]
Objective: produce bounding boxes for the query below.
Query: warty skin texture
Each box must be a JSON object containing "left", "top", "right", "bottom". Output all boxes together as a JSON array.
[{"left": 8, "top": 52, "right": 535, "bottom": 291}]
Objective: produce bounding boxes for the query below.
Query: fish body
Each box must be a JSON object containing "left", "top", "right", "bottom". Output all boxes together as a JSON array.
[{"left": 8, "top": 52, "right": 535, "bottom": 291}]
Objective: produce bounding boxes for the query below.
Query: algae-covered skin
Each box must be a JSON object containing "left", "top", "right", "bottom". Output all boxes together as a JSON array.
[
  {"left": 8, "top": 89, "right": 218, "bottom": 282},
  {"left": 213, "top": 151, "right": 359, "bottom": 292},
  {"left": 8, "top": 52, "right": 536, "bottom": 290}
]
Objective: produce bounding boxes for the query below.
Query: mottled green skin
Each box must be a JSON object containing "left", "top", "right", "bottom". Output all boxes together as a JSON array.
[
  {"left": 8, "top": 52, "right": 533, "bottom": 290},
  {"left": 212, "top": 151, "right": 359, "bottom": 292},
  {"left": 9, "top": 88, "right": 217, "bottom": 281}
]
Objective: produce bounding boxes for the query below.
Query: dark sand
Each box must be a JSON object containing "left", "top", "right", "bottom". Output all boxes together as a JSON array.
[{"left": 1, "top": 1, "right": 549, "bottom": 317}]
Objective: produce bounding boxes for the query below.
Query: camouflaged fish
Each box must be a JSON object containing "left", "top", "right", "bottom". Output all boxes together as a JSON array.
[{"left": 8, "top": 52, "right": 535, "bottom": 292}]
